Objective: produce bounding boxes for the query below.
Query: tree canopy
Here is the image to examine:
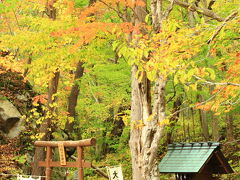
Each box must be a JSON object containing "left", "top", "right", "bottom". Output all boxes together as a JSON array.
[{"left": 0, "top": 0, "right": 239, "bottom": 179}]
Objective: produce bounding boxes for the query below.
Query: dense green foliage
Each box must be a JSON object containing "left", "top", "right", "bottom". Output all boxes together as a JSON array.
[{"left": 0, "top": 0, "right": 239, "bottom": 179}]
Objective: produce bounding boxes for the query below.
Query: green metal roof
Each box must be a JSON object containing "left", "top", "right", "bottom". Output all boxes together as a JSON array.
[{"left": 159, "top": 142, "right": 220, "bottom": 173}]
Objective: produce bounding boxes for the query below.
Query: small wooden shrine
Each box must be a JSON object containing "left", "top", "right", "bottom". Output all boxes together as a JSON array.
[{"left": 159, "top": 142, "right": 233, "bottom": 180}]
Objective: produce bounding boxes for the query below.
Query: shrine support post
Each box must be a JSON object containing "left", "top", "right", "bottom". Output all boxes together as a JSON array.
[
  {"left": 77, "top": 146, "right": 84, "bottom": 180},
  {"left": 46, "top": 146, "right": 52, "bottom": 180}
]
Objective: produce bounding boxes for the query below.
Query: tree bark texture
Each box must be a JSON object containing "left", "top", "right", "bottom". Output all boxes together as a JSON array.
[
  {"left": 129, "top": 67, "right": 166, "bottom": 180},
  {"left": 46, "top": 0, "right": 57, "bottom": 20},
  {"left": 174, "top": 0, "right": 224, "bottom": 22},
  {"left": 185, "top": 0, "right": 196, "bottom": 28},
  {"left": 32, "top": 1, "right": 58, "bottom": 175},
  {"left": 191, "top": 108, "right": 196, "bottom": 139},
  {"left": 23, "top": 53, "right": 32, "bottom": 77},
  {"left": 32, "top": 71, "right": 60, "bottom": 176},
  {"left": 129, "top": 1, "right": 167, "bottom": 179},
  {"left": 151, "top": 0, "right": 162, "bottom": 32},
  {"left": 211, "top": 113, "right": 219, "bottom": 141},
  {"left": 197, "top": 88, "right": 209, "bottom": 141},
  {"left": 198, "top": 106, "right": 209, "bottom": 140},
  {"left": 226, "top": 113, "right": 234, "bottom": 141},
  {"left": 65, "top": 0, "right": 96, "bottom": 136},
  {"left": 65, "top": 61, "right": 84, "bottom": 133}
]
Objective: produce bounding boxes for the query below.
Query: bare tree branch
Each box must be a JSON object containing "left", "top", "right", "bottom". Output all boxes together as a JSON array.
[
  {"left": 173, "top": 0, "right": 224, "bottom": 22},
  {"left": 168, "top": 85, "right": 226, "bottom": 117},
  {"left": 193, "top": 75, "right": 240, "bottom": 87},
  {"left": 98, "top": 0, "right": 126, "bottom": 21},
  {"left": 163, "top": 0, "right": 174, "bottom": 19},
  {"left": 207, "top": 0, "right": 216, "bottom": 10},
  {"left": 207, "top": 11, "right": 238, "bottom": 44},
  {"left": 167, "top": 77, "right": 177, "bottom": 103}
]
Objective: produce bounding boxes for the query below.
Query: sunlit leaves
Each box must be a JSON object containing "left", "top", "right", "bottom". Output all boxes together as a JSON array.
[
  {"left": 0, "top": 0, "right": 19, "bottom": 13},
  {"left": 115, "top": 19, "right": 206, "bottom": 81},
  {"left": 74, "top": 0, "right": 88, "bottom": 8}
]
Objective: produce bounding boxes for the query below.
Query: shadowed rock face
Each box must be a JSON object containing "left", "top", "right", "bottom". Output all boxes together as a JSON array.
[
  {"left": 0, "top": 100, "right": 23, "bottom": 138},
  {"left": 0, "top": 108, "right": 5, "bottom": 132},
  {"left": 0, "top": 66, "right": 36, "bottom": 139},
  {"left": 0, "top": 117, "right": 20, "bottom": 133}
]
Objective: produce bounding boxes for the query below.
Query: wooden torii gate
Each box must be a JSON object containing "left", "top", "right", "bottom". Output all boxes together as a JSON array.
[{"left": 34, "top": 138, "right": 96, "bottom": 180}]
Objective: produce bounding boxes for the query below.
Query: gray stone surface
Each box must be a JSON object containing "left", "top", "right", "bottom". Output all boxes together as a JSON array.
[
  {"left": 16, "top": 94, "right": 28, "bottom": 102},
  {"left": 0, "top": 99, "right": 24, "bottom": 138}
]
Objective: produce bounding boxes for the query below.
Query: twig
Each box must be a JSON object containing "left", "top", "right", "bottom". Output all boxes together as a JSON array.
[
  {"left": 222, "top": 139, "right": 240, "bottom": 145},
  {"left": 70, "top": 156, "right": 109, "bottom": 179},
  {"left": 167, "top": 78, "right": 177, "bottom": 103},
  {"left": 173, "top": 0, "right": 224, "bottom": 22},
  {"left": 12, "top": 9, "right": 21, "bottom": 30},
  {"left": 220, "top": 97, "right": 240, "bottom": 106},
  {"left": 193, "top": 75, "right": 240, "bottom": 87},
  {"left": 98, "top": 0, "right": 126, "bottom": 21},
  {"left": 91, "top": 164, "right": 109, "bottom": 179},
  {"left": 207, "top": 11, "right": 238, "bottom": 44},
  {"left": 168, "top": 85, "right": 226, "bottom": 117},
  {"left": 163, "top": 0, "right": 174, "bottom": 19},
  {"left": 207, "top": 0, "right": 216, "bottom": 10},
  {"left": 88, "top": 80, "right": 100, "bottom": 103}
]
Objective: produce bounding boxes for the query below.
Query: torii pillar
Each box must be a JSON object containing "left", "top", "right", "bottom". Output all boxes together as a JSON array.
[{"left": 34, "top": 138, "right": 96, "bottom": 180}]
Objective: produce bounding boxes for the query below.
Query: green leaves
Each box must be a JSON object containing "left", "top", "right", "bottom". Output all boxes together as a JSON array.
[
  {"left": 74, "top": 0, "right": 89, "bottom": 8},
  {"left": 13, "top": 155, "right": 26, "bottom": 164},
  {"left": 0, "top": 0, "right": 18, "bottom": 13},
  {"left": 205, "top": 68, "right": 216, "bottom": 80}
]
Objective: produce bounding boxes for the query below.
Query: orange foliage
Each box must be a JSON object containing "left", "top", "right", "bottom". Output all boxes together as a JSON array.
[
  {"left": 196, "top": 104, "right": 212, "bottom": 111},
  {"left": 32, "top": 94, "right": 48, "bottom": 104},
  {"left": 209, "top": 48, "right": 216, "bottom": 56},
  {"left": 226, "top": 52, "right": 240, "bottom": 78},
  {"left": 135, "top": 0, "right": 145, "bottom": 7},
  {"left": 120, "top": 22, "right": 134, "bottom": 34},
  {"left": 47, "top": 0, "right": 145, "bottom": 52},
  {"left": 79, "top": 5, "right": 97, "bottom": 20},
  {"left": 234, "top": 52, "right": 240, "bottom": 65},
  {"left": 64, "top": 0, "right": 74, "bottom": 13}
]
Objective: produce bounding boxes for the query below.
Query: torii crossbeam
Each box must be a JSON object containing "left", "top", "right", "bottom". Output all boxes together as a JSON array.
[{"left": 34, "top": 138, "right": 96, "bottom": 180}]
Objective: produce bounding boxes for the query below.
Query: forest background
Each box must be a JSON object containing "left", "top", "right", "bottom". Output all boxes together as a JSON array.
[{"left": 0, "top": 0, "right": 239, "bottom": 179}]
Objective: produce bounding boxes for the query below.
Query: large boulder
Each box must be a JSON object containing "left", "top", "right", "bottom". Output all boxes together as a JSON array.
[
  {"left": 0, "top": 99, "right": 23, "bottom": 138},
  {"left": 0, "top": 65, "right": 38, "bottom": 174},
  {"left": 0, "top": 65, "right": 35, "bottom": 139}
]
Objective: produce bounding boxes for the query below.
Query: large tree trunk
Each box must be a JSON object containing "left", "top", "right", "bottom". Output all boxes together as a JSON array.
[
  {"left": 32, "top": 1, "right": 58, "bottom": 176},
  {"left": 64, "top": 0, "right": 96, "bottom": 134},
  {"left": 65, "top": 61, "right": 84, "bottom": 133},
  {"left": 46, "top": 0, "right": 57, "bottom": 20},
  {"left": 211, "top": 113, "right": 219, "bottom": 141},
  {"left": 226, "top": 113, "right": 234, "bottom": 141},
  {"left": 129, "top": 0, "right": 167, "bottom": 179},
  {"left": 32, "top": 71, "right": 60, "bottom": 176},
  {"left": 65, "top": 0, "right": 96, "bottom": 136},
  {"left": 129, "top": 67, "right": 166, "bottom": 180}
]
